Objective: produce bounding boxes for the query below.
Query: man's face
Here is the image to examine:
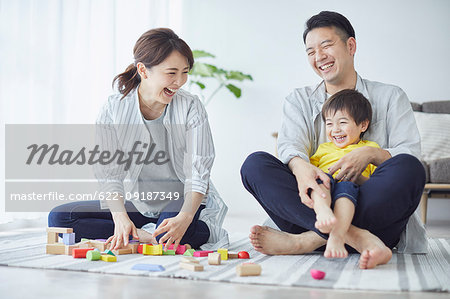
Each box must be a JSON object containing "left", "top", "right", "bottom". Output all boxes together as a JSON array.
[{"left": 305, "top": 27, "right": 356, "bottom": 87}]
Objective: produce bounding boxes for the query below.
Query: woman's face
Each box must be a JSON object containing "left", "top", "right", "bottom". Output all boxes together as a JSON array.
[{"left": 139, "top": 50, "right": 190, "bottom": 104}]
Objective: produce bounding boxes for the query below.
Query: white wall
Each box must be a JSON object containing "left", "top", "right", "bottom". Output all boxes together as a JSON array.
[{"left": 180, "top": 0, "right": 450, "bottom": 219}]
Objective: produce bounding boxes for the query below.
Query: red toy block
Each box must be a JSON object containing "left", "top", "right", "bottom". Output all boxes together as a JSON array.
[
  {"left": 238, "top": 251, "right": 250, "bottom": 259},
  {"left": 138, "top": 244, "right": 144, "bottom": 254},
  {"left": 175, "top": 245, "right": 186, "bottom": 255},
  {"left": 193, "top": 250, "right": 213, "bottom": 257},
  {"left": 72, "top": 248, "right": 94, "bottom": 258},
  {"left": 310, "top": 269, "right": 326, "bottom": 280}
]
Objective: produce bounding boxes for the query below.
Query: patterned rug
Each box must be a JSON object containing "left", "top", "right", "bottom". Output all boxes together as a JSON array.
[{"left": 0, "top": 230, "right": 449, "bottom": 292}]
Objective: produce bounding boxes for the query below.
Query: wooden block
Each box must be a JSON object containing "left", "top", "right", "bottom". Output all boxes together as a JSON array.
[
  {"left": 208, "top": 252, "right": 221, "bottom": 265},
  {"left": 86, "top": 250, "right": 101, "bottom": 261},
  {"left": 72, "top": 248, "right": 94, "bottom": 258},
  {"left": 64, "top": 244, "right": 79, "bottom": 255},
  {"left": 217, "top": 248, "right": 228, "bottom": 260},
  {"left": 175, "top": 245, "right": 186, "bottom": 255},
  {"left": 89, "top": 240, "right": 107, "bottom": 251},
  {"left": 181, "top": 257, "right": 199, "bottom": 264},
  {"left": 102, "top": 249, "right": 115, "bottom": 256},
  {"left": 236, "top": 263, "right": 262, "bottom": 276},
  {"left": 128, "top": 243, "right": 140, "bottom": 254},
  {"left": 228, "top": 252, "right": 239, "bottom": 259},
  {"left": 142, "top": 244, "right": 152, "bottom": 255},
  {"left": 151, "top": 244, "right": 163, "bottom": 255},
  {"left": 138, "top": 244, "right": 144, "bottom": 254},
  {"left": 47, "top": 227, "right": 73, "bottom": 234},
  {"left": 238, "top": 251, "right": 250, "bottom": 259},
  {"left": 184, "top": 244, "right": 192, "bottom": 250},
  {"left": 183, "top": 249, "right": 195, "bottom": 256},
  {"left": 78, "top": 241, "right": 92, "bottom": 248},
  {"left": 100, "top": 254, "right": 117, "bottom": 262},
  {"left": 112, "top": 248, "right": 132, "bottom": 255},
  {"left": 46, "top": 243, "right": 66, "bottom": 255},
  {"left": 193, "top": 250, "right": 213, "bottom": 257},
  {"left": 47, "top": 232, "right": 59, "bottom": 244},
  {"left": 180, "top": 262, "right": 203, "bottom": 271},
  {"left": 162, "top": 250, "right": 175, "bottom": 255},
  {"left": 62, "top": 233, "right": 75, "bottom": 245}
]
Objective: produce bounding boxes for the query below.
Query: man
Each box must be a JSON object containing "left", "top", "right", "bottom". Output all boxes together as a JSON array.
[{"left": 240, "top": 11, "right": 426, "bottom": 269}]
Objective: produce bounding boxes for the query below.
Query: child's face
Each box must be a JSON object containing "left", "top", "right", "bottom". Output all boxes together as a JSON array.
[{"left": 325, "top": 109, "right": 369, "bottom": 148}]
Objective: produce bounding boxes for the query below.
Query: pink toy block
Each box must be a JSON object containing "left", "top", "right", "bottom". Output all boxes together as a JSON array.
[{"left": 193, "top": 250, "right": 213, "bottom": 257}]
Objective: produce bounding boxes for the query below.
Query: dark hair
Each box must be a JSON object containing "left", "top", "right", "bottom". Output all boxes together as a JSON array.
[
  {"left": 112, "top": 28, "right": 194, "bottom": 98},
  {"left": 303, "top": 11, "right": 355, "bottom": 43},
  {"left": 322, "top": 89, "right": 372, "bottom": 137}
]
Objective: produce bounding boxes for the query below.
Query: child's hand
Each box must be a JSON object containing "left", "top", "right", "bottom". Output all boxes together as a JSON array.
[{"left": 152, "top": 212, "right": 193, "bottom": 251}]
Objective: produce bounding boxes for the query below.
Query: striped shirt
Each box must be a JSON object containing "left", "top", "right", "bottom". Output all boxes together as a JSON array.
[{"left": 94, "top": 87, "right": 229, "bottom": 249}]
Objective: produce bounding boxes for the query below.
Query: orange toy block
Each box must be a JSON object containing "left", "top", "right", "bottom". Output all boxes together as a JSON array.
[
  {"left": 236, "top": 263, "right": 262, "bottom": 276},
  {"left": 72, "top": 248, "right": 94, "bottom": 258}
]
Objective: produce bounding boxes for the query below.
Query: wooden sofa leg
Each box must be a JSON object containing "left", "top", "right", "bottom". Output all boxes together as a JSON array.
[{"left": 420, "top": 191, "right": 428, "bottom": 224}]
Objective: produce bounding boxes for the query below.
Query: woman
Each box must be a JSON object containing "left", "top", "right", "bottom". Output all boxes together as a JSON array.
[{"left": 48, "top": 28, "right": 228, "bottom": 251}]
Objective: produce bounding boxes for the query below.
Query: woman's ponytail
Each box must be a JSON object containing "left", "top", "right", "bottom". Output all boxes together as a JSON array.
[{"left": 112, "top": 63, "right": 141, "bottom": 99}]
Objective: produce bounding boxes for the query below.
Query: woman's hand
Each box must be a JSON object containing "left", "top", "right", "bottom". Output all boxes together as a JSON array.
[
  {"left": 106, "top": 212, "right": 139, "bottom": 250},
  {"left": 289, "top": 157, "right": 330, "bottom": 209},
  {"left": 152, "top": 212, "right": 193, "bottom": 251}
]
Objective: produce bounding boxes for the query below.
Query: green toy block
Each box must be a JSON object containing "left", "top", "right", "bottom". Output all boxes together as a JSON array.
[
  {"left": 86, "top": 250, "right": 101, "bottom": 261},
  {"left": 162, "top": 250, "right": 175, "bottom": 255},
  {"left": 183, "top": 249, "right": 195, "bottom": 256},
  {"left": 80, "top": 238, "right": 90, "bottom": 242},
  {"left": 103, "top": 249, "right": 115, "bottom": 256}
]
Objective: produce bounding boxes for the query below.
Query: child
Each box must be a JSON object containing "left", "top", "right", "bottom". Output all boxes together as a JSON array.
[{"left": 309, "top": 89, "right": 380, "bottom": 258}]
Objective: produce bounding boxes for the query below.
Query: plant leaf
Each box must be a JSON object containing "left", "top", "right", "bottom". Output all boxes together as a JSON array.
[
  {"left": 225, "top": 84, "right": 241, "bottom": 98},
  {"left": 192, "top": 50, "right": 215, "bottom": 59},
  {"left": 225, "top": 71, "right": 253, "bottom": 81},
  {"left": 193, "top": 81, "right": 206, "bottom": 89}
]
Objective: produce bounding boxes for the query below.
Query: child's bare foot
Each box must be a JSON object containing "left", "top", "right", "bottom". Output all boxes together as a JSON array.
[
  {"left": 314, "top": 205, "right": 337, "bottom": 234},
  {"left": 136, "top": 229, "right": 158, "bottom": 244},
  {"left": 324, "top": 233, "right": 348, "bottom": 258},
  {"left": 249, "top": 225, "right": 326, "bottom": 255},
  {"left": 359, "top": 247, "right": 392, "bottom": 269}
]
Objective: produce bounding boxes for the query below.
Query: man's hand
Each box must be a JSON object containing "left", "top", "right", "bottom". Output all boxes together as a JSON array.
[
  {"left": 152, "top": 212, "right": 193, "bottom": 251},
  {"left": 288, "top": 157, "right": 330, "bottom": 209}
]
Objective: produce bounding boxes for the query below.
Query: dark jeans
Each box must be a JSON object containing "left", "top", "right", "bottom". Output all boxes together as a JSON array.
[
  {"left": 240, "top": 152, "right": 425, "bottom": 250},
  {"left": 313, "top": 173, "right": 359, "bottom": 207},
  {"left": 48, "top": 200, "right": 210, "bottom": 249}
]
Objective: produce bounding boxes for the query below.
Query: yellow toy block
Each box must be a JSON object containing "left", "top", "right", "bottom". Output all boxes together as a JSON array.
[
  {"left": 100, "top": 254, "right": 117, "bottom": 262},
  {"left": 142, "top": 244, "right": 163, "bottom": 255},
  {"left": 217, "top": 248, "right": 228, "bottom": 260}
]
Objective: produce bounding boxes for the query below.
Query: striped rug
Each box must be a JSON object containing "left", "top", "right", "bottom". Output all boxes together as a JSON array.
[{"left": 0, "top": 231, "right": 449, "bottom": 292}]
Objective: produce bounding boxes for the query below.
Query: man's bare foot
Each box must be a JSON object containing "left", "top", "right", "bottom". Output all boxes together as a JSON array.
[
  {"left": 249, "top": 225, "right": 326, "bottom": 255},
  {"left": 324, "top": 233, "right": 348, "bottom": 258},
  {"left": 314, "top": 205, "right": 337, "bottom": 234},
  {"left": 136, "top": 229, "right": 158, "bottom": 244},
  {"left": 359, "top": 248, "right": 392, "bottom": 269}
]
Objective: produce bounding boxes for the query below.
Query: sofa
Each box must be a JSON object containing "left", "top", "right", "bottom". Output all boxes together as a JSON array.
[{"left": 412, "top": 101, "right": 450, "bottom": 224}]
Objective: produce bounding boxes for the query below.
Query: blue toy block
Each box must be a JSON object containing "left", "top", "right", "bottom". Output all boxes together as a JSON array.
[
  {"left": 62, "top": 233, "right": 75, "bottom": 245},
  {"left": 131, "top": 264, "right": 165, "bottom": 272}
]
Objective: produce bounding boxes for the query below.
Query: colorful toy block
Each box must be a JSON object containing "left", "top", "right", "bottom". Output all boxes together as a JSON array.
[
  {"left": 180, "top": 262, "right": 203, "bottom": 272},
  {"left": 181, "top": 257, "right": 199, "bottom": 264},
  {"left": 63, "top": 233, "right": 75, "bottom": 245},
  {"left": 138, "top": 244, "right": 144, "bottom": 254},
  {"left": 238, "top": 251, "right": 250, "bottom": 259},
  {"left": 208, "top": 252, "right": 221, "bottom": 265},
  {"left": 46, "top": 243, "right": 66, "bottom": 255},
  {"left": 236, "top": 263, "right": 261, "bottom": 276},
  {"left": 175, "top": 245, "right": 186, "bottom": 255},
  {"left": 47, "top": 227, "right": 73, "bottom": 234},
  {"left": 183, "top": 249, "right": 195, "bottom": 256},
  {"left": 86, "top": 250, "right": 101, "bottom": 261},
  {"left": 88, "top": 240, "right": 108, "bottom": 251},
  {"left": 228, "top": 252, "right": 239, "bottom": 259},
  {"left": 143, "top": 244, "right": 162, "bottom": 255},
  {"left": 100, "top": 254, "right": 117, "bottom": 262},
  {"left": 131, "top": 264, "right": 165, "bottom": 272},
  {"left": 217, "top": 248, "right": 228, "bottom": 260},
  {"left": 184, "top": 244, "right": 192, "bottom": 250},
  {"left": 102, "top": 249, "right": 115, "bottom": 256},
  {"left": 162, "top": 250, "right": 175, "bottom": 255},
  {"left": 112, "top": 248, "right": 133, "bottom": 255},
  {"left": 310, "top": 269, "right": 326, "bottom": 280},
  {"left": 193, "top": 250, "right": 213, "bottom": 257},
  {"left": 73, "top": 248, "right": 94, "bottom": 258}
]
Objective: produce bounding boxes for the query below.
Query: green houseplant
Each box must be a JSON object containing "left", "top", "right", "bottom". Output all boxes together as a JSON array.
[{"left": 188, "top": 50, "right": 253, "bottom": 106}]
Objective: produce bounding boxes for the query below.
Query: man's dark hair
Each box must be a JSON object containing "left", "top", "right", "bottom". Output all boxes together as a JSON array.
[
  {"left": 322, "top": 89, "right": 372, "bottom": 137},
  {"left": 303, "top": 11, "right": 355, "bottom": 43}
]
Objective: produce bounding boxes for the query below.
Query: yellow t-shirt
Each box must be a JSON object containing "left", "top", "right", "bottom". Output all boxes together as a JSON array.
[{"left": 309, "top": 140, "right": 380, "bottom": 179}]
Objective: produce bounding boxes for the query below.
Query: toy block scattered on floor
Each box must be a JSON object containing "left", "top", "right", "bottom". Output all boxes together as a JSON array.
[
  {"left": 47, "top": 227, "right": 73, "bottom": 234},
  {"left": 138, "top": 244, "right": 144, "bottom": 254},
  {"left": 46, "top": 243, "right": 67, "bottom": 255},
  {"left": 102, "top": 249, "right": 115, "bottom": 256},
  {"left": 181, "top": 257, "right": 199, "bottom": 264},
  {"left": 64, "top": 244, "right": 79, "bottom": 255},
  {"left": 86, "top": 250, "right": 101, "bottom": 261},
  {"left": 180, "top": 261, "right": 203, "bottom": 272},
  {"left": 193, "top": 250, "right": 213, "bottom": 257},
  {"left": 100, "top": 254, "right": 117, "bottom": 262},
  {"left": 228, "top": 252, "right": 239, "bottom": 259},
  {"left": 236, "top": 263, "right": 261, "bottom": 276},
  {"left": 88, "top": 240, "right": 108, "bottom": 251},
  {"left": 112, "top": 248, "right": 133, "bottom": 255},
  {"left": 208, "top": 252, "right": 221, "bottom": 265},
  {"left": 184, "top": 244, "right": 192, "bottom": 250},
  {"left": 183, "top": 249, "right": 195, "bottom": 256},
  {"left": 143, "top": 244, "right": 163, "bottom": 255},
  {"left": 175, "top": 245, "right": 186, "bottom": 255},
  {"left": 238, "top": 251, "right": 250, "bottom": 259},
  {"left": 217, "top": 248, "right": 228, "bottom": 260},
  {"left": 73, "top": 248, "right": 94, "bottom": 258},
  {"left": 162, "top": 250, "right": 175, "bottom": 255},
  {"left": 131, "top": 264, "right": 165, "bottom": 272},
  {"left": 47, "top": 232, "right": 59, "bottom": 244},
  {"left": 62, "top": 233, "right": 75, "bottom": 245}
]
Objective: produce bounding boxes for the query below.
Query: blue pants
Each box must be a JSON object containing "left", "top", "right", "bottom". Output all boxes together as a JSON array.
[
  {"left": 240, "top": 152, "right": 425, "bottom": 250},
  {"left": 313, "top": 173, "right": 359, "bottom": 208},
  {"left": 48, "top": 200, "right": 210, "bottom": 249}
]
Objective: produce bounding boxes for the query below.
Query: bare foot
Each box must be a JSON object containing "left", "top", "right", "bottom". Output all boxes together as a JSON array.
[
  {"left": 324, "top": 233, "right": 348, "bottom": 258},
  {"left": 359, "top": 247, "right": 392, "bottom": 269},
  {"left": 314, "top": 205, "right": 337, "bottom": 234},
  {"left": 249, "top": 225, "right": 326, "bottom": 255},
  {"left": 136, "top": 229, "right": 158, "bottom": 244}
]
